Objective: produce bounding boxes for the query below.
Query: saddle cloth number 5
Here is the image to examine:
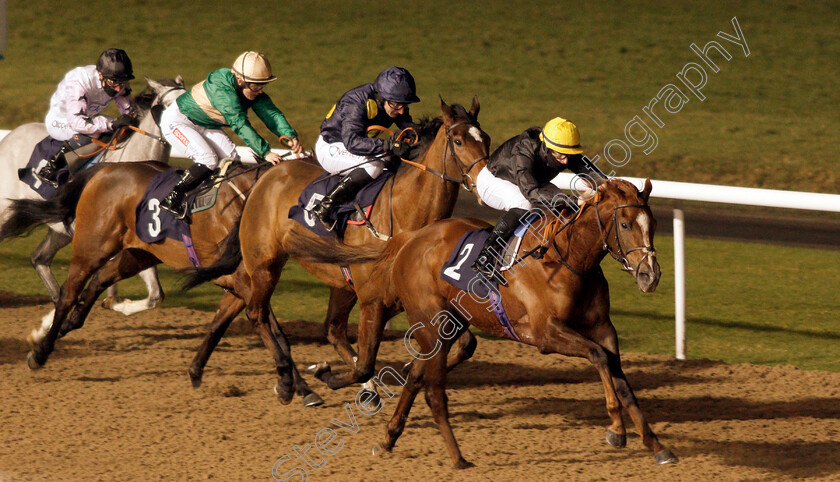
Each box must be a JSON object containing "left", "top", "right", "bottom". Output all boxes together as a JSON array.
[{"left": 303, "top": 192, "right": 325, "bottom": 227}]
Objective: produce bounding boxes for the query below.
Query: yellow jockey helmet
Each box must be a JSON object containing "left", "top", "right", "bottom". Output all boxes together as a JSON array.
[{"left": 539, "top": 117, "right": 584, "bottom": 155}]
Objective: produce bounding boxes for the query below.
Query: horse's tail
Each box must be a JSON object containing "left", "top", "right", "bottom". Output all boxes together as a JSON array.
[
  {"left": 182, "top": 219, "right": 243, "bottom": 291},
  {"left": 283, "top": 235, "right": 388, "bottom": 266},
  {"left": 0, "top": 165, "right": 105, "bottom": 242},
  {"left": 283, "top": 233, "right": 404, "bottom": 301}
]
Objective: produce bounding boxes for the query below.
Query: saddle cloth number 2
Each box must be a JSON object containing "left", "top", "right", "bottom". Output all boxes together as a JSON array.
[{"left": 442, "top": 243, "right": 474, "bottom": 281}]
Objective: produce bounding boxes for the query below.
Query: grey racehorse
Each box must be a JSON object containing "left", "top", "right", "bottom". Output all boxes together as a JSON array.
[{"left": 0, "top": 77, "right": 185, "bottom": 343}]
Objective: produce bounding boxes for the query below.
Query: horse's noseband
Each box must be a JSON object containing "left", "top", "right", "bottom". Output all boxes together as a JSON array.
[
  {"left": 444, "top": 120, "right": 489, "bottom": 192},
  {"left": 594, "top": 203, "right": 656, "bottom": 274}
]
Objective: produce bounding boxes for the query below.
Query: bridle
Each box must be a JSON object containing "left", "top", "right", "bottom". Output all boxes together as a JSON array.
[
  {"left": 592, "top": 198, "right": 657, "bottom": 274},
  {"left": 156, "top": 86, "right": 184, "bottom": 109},
  {"left": 395, "top": 119, "right": 489, "bottom": 193},
  {"left": 442, "top": 120, "right": 489, "bottom": 192},
  {"left": 124, "top": 85, "right": 186, "bottom": 145},
  {"left": 536, "top": 190, "right": 656, "bottom": 277}
]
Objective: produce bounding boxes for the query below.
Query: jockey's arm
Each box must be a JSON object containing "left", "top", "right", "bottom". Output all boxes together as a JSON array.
[{"left": 64, "top": 80, "right": 114, "bottom": 135}]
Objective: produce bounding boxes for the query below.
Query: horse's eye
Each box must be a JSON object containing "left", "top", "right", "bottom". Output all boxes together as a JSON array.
[
  {"left": 454, "top": 139, "right": 463, "bottom": 146},
  {"left": 621, "top": 222, "right": 629, "bottom": 229}
]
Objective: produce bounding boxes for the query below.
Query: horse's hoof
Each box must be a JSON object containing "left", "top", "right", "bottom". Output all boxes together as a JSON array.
[
  {"left": 655, "top": 449, "right": 678, "bottom": 465},
  {"left": 401, "top": 361, "right": 413, "bottom": 378},
  {"left": 606, "top": 429, "right": 627, "bottom": 448},
  {"left": 454, "top": 458, "right": 475, "bottom": 469},
  {"left": 360, "top": 388, "right": 381, "bottom": 408},
  {"left": 26, "top": 332, "right": 38, "bottom": 350},
  {"left": 372, "top": 444, "right": 391, "bottom": 456},
  {"left": 274, "top": 382, "right": 294, "bottom": 405},
  {"left": 26, "top": 351, "right": 44, "bottom": 370},
  {"left": 309, "top": 362, "right": 331, "bottom": 380},
  {"left": 101, "top": 296, "right": 121, "bottom": 309},
  {"left": 303, "top": 392, "right": 325, "bottom": 407},
  {"left": 189, "top": 370, "right": 203, "bottom": 389}
]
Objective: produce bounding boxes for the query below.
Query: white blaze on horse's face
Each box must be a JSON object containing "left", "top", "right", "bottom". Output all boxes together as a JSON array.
[
  {"left": 468, "top": 126, "right": 483, "bottom": 143},
  {"left": 636, "top": 212, "right": 652, "bottom": 248},
  {"left": 633, "top": 209, "right": 660, "bottom": 292}
]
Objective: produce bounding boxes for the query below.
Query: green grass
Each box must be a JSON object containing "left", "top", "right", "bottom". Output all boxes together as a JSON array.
[
  {"left": 2, "top": 228, "right": 838, "bottom": 371},
  {"left": 1, "top": 0, "right": 838, "bottom": 192},
  {"left": 0, "top": 3, "right": 837, "bottom": 371}
]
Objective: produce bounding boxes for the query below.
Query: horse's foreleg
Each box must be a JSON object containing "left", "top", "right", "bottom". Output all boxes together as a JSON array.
[
  {"left": 538, "top": 328, "right": 627, "bottom": 447},
  {"left": 103, "top": 266, "right": 164, "bottom": 315},
  {"left": 315, "top": 301, "right": 392, "bottom": 390},
  {"left": 189, "top": 290, "right": 245, "bottom": 388},
  {"left": 27, "top": 254, "right": 105, "bottom": 369},
  {"left": 401, "top": 324, "right": 476, "bottom": 379},
  {"left": 376, "top": 313, "right": 434, "bottom": 457},
  {"left": 266, "top": 307, "right": 324, "bottom": 407},
  {"left": 61, "top": 250, "right": 158, "bottom": 337},
  {"left": 323, "top": 286, "right": 359, "bottom": 366},
  {"left": 594, "top": 322, "right": 678, "bottom": 464},
  {"left": 246, "top": 261, "right": 295, "bottom": 404},
  {"left": 423, "top": 342, "right": 472, "bottom": 469},
  {"left": 30, "top": 228, "right": 72, "bottom": 303}
]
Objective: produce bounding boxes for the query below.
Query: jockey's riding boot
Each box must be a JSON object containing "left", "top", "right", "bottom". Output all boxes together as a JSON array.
[
  {"left": 160, "top": 163, "right": 213, "bottom": 219},
  {"left": 311, "top": 168, "right": 373, "bottom": 231},
  {"left": 472, "top": 207, "right": 528, "bottom": 284},
  {"left": 34, "top": 150, "right": 68, "bottom": 188}
]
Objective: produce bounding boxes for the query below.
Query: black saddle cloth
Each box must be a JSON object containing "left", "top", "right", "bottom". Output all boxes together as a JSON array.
[
  {"left": 288, "top": 171, "right": 393, "bottom": 238},
  {"left": 439, "top": 228, "right": 500, "bottom": 299},
  {"left": 136, "top": 167, "right": 197, "bottom": 243}
]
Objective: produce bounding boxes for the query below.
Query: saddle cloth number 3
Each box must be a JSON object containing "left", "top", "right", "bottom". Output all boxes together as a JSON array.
[{"left": 147, "top": 198, "right": 162, "bottom": 238}]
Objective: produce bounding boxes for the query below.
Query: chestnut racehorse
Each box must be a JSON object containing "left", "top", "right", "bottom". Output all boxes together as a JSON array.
[
  {"left": 184, "top": 98, "right": 490, "bottom": 403},
  {"left": 284, "top": 178, "right": 678, "bottom": 467},
  {"left": 0, "top": 159, "right": 324, "bottom": 406}
]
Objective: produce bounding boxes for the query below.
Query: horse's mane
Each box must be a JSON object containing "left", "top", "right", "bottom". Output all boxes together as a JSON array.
[
  {"left": 132, "top": 78, "right": 184, "bottom": 114},
  {"left": 132, "top": 89, "right": 157, "bottom": 112},
  {"left": 411, "top": 103, "right": 471, "bottom": 158}
]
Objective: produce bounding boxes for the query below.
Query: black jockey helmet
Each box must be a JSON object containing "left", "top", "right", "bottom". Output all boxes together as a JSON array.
[
  {"left": 96, "top": 48, "right": 135, "bottom": 81},
  {"left": 374, "top": 66, "right": 420, "bottom": 104}
]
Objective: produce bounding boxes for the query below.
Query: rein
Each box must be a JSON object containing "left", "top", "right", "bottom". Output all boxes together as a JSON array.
[
  {"left": 126, "top": 85, "right": 187, "bottom": 145},
  {"left": 74, "top": 127, "right": 131, "bottom": 159},
  {"left": 368, "top": 122, "right": 488, "bottom": 192},
  {"left": 536, "top": 191, "right": 655, "bottom": 277},
  {"left": 593, "top": 200, "right": 656, "bottom": 274}
]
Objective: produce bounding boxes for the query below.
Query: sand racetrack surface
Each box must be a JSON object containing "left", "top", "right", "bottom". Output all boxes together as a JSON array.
[{"left": 1, "top": 298, "right": 839, "bottom": 481}]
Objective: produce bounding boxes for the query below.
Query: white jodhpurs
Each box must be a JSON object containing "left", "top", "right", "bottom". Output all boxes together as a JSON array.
[
  {"left": 475, "top": 167, "right": 533, "bottom": 211},
  {"left": 315, "top": 135, "right": 385, "bottom": 178},
  {"left": 160, "top": 102, "right": 238, "bottom": 169}
]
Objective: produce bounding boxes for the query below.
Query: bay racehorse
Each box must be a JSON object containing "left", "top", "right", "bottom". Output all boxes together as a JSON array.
[
  {"left": 0, "top": 154, "right": 324, "bottom": 406},
  {"left": 284, "top": 178, "right": 678, "bottom": 467},
  {"left": 184, "top": 98, "right": 490, "bottom": 403},
  {"left": 0, "top": 78, "right": 184, "bottom": 337}
]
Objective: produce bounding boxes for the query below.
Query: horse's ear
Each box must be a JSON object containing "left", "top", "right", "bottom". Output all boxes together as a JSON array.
[
  {"left": 439, "top": 95, "right": 454, "bottom": 126},
  {"left": 469, "top": 95, "right": 480, "bottom": 119},
  {"left": 175, "top": 75, "right": 184, "bottom": 87},
  {"left": 641, "top": 178, "right": 652, "bottom": 202},
  {"left": 145, "top": 77, "right": 163, "bottom": 91}
]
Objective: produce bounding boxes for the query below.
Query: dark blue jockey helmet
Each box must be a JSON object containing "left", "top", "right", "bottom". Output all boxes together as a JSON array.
[{"left": 374, "top": 67, "right": 420, "bottom": 104}]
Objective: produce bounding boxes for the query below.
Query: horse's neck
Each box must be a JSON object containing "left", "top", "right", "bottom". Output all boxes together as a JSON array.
[
  {"left": 390, "top": 127, "right": 460, "bottom": 230},
  {"left": 523, "top": 204, "right": 610, "bottom": 276},
  {"left": 104, "top": 112, "right": 169, "bottom": 163}
]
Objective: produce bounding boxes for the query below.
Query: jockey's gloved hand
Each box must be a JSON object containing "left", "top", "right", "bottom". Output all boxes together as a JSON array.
[
  {"left": 537, "top": 199, "right": 567, "bottom": 218},
  {"left": 384, "top": 139, "right": 420, "bottom": 160},
  {"left": 111, "top": 114, "right": 139, "bottom": 130}
]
